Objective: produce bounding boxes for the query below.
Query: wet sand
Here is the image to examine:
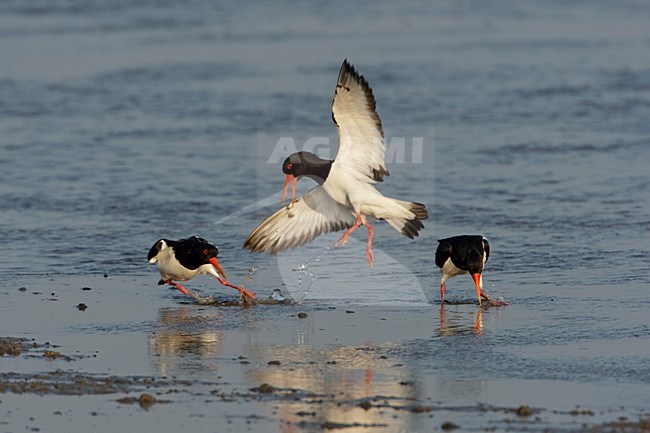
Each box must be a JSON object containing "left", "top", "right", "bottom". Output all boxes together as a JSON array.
[{"left": 1, "top": 275, "right": 648, "bottom": 433}]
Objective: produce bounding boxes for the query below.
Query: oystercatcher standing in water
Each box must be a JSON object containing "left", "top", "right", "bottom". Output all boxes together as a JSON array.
[
  {"left": 244, "top": 60, "right": 428, "bottom": 267},
  {"left": 435, "top": 235, "right": 507, "bottom": 306},
  {"left": 148, "top": 236, "right": 256, "bottom": 302}
]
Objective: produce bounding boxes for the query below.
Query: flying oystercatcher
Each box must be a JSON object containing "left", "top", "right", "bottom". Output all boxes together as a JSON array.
[
  {"left": 435, "top": 235, "right": 507, "bottom": 306},
  {"left": 148, "top": 236, "right": 256, "bottom": 302},
  {"left": 244, "top": 60, "right": 428, "bottom": 267}
]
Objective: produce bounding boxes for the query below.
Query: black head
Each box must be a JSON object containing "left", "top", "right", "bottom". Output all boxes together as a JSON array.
[
  {"left": 180, "top": 236, "right": 227, "bottom": 277},
  {"left": 179, "top": 236, "right": 219, "bottom": 266},
  {"left": 462, "top": 236, "right": 489, "bottom": 274},
  {"left": 282, "top": 151, "right": 333, "bottom": 182},
  {"left": 147, "top": 236, "right": 219, "bottom": 266},
  {"left": 435, "top": 235, "right": 489, "bottom": 274},
  {"left": 465, "top": 249, "right": 484, "bottom": 274}
]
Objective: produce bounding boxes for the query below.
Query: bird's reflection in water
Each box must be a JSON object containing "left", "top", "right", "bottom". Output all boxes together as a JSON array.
[
  {"left": 246, "top": 341, "right": 422, "bottom": 433},
  {"left": 148, "top": 307, "right": 225, "bottom": 375},
  {"left": 147, "top": 306, "right": 432, "bottom": 433},
  {"left": 438, "top": 304, "right": 506, "bottom": 337}
]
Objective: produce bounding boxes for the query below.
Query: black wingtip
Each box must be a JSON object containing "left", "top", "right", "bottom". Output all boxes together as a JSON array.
[
  {"left": 338, "top": 59, "right": 368, "bottom": 90},
  {"left": 410, "top": 202, "right": 429, "bottom": 220},
  {"left": 338, "top": 59, "right": 355, "bottom": 88},
  {"left": 400, "top": 218, "right": 425, "bottom": 239},
  {"left": 372, "top": 167, "right": 389, "bottom": 182}
]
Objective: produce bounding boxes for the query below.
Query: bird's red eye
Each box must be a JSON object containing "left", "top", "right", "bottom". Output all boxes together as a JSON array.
[
  {"left": 203, "top": 249, "right": 208, "bottom": 255},
  {"left": 286, "top": 163, "right": 293, "bottom": 170}
]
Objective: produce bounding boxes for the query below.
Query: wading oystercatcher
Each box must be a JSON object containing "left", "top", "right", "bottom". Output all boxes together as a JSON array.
[
  {"left": 244, "top": 60, "right": 428, "bottom": 267},
  {"left": 435, "top": 235, "right": 506, "bottom": 306},
  {"left": 148, "top": 236, "right": 256, "bottom": 302}
]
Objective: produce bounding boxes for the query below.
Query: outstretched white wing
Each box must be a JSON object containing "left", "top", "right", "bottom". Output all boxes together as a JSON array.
[
  {"left": 331, "top": 60, "right": 388, "bottom": 184},
  {"left": 244, "top": 186, "right": 355, "bottom": 254}
]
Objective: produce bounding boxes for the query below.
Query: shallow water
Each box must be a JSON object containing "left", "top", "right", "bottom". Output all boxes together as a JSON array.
[{"left": 1, "top": 1, "right": 649, "bottom": 432}]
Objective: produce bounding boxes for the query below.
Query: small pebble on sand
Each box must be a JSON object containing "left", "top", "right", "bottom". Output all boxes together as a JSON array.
[
  {"left": 254, "top": 383, "right": 275, "bottom": 394},
  {"left": 516, "top": 405, "right": 533, "bottom": 417},
  {"left": 441, "top": 422, "right": 459, "bottom": 431},
  {"left": 138, "top": 393, "right": 157, "bottom": 409}
]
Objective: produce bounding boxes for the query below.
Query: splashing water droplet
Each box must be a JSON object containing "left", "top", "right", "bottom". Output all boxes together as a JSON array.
[
  {"left": 288, "top": 263, "right": 316, "bottom": 304},
  {"left": 244, "top": 266, "right": 260, "bottom": 282}
]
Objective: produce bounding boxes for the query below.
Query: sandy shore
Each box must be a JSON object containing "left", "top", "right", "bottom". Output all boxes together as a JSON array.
[{"left": 0, "top": 275, "right": 648, "bottom": 432}]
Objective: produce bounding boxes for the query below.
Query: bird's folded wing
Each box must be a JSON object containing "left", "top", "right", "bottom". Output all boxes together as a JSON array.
[
  {"left": 244, "top": 186, "right": 355, "bottom": 254},
  {"left": 435, "top": 241, "right": 452, "bottom": 269},
  {"left": 331, "top": 60, "right": 388, "bottom": 184}
]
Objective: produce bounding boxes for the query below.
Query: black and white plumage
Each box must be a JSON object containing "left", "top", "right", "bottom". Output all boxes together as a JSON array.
[
  {"left": 148, "top": 236, "right": 256, "bottom": 302},
  {"left": 435, "top": 235, "right": 506, "bottom": 306},
  {"left": 244, "top": 60, "right": 428, "bottom": 267}
]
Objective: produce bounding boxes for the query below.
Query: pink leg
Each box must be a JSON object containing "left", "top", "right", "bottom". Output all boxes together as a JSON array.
[
  {"left": 365, "top": 219, "right": 374, "bottom": 268},
  {"left": 479, "top": 290, "right": 509, "bottom": 306},
  {"left": 216, "top": 276, "right": 257, "bottom": 303},
  {"left": 335, "top": 212, "right": 363, "bottom": 247},
  {"left": 440, "top": 282, "right": 446, "bottom": 305},
  {"left": 166, "top": 280, "right": 191, "bottom": 296},
  {"left": 334, "top": 212, "right": 375, "bottom": 268}
]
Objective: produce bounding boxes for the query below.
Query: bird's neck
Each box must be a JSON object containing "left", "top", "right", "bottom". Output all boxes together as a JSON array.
[{"left": 304, "top": 159, "right": 333, "bottom": 185}]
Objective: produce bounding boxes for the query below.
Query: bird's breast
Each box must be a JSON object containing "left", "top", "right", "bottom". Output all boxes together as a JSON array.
[
  {"left": 323, "top": 179, "right": 352, "bottom": 207},
  {"left": 323, "top": 173, "right": 378, "bottom": 211},
  {"left": 156, "top": 253, "right": 199, "bottom": 282}
]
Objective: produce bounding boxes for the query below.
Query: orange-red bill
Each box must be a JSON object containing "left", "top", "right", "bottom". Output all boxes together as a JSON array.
[
  {"left": 471, "top": 273, "right": 483, "bottom": 306},
  {"left": 281, "top": 175, "right": 297, "bottom": 206},
  {"left": 290, "top": 175, "right": 297, "bottom": 205},
  {"left": 209, "top": 257, "right": 227, "bottom": 279},
  {"left": 281, "top": 174, "right": 292, "bottom": 204},
  {"left": 471, "top": 273, "right": 508, "bottom": 307}
]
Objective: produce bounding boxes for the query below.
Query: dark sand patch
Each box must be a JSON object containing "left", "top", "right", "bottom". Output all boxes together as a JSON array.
[{"left": 1, "top": 337, "right": 81, "bottom": 361}]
